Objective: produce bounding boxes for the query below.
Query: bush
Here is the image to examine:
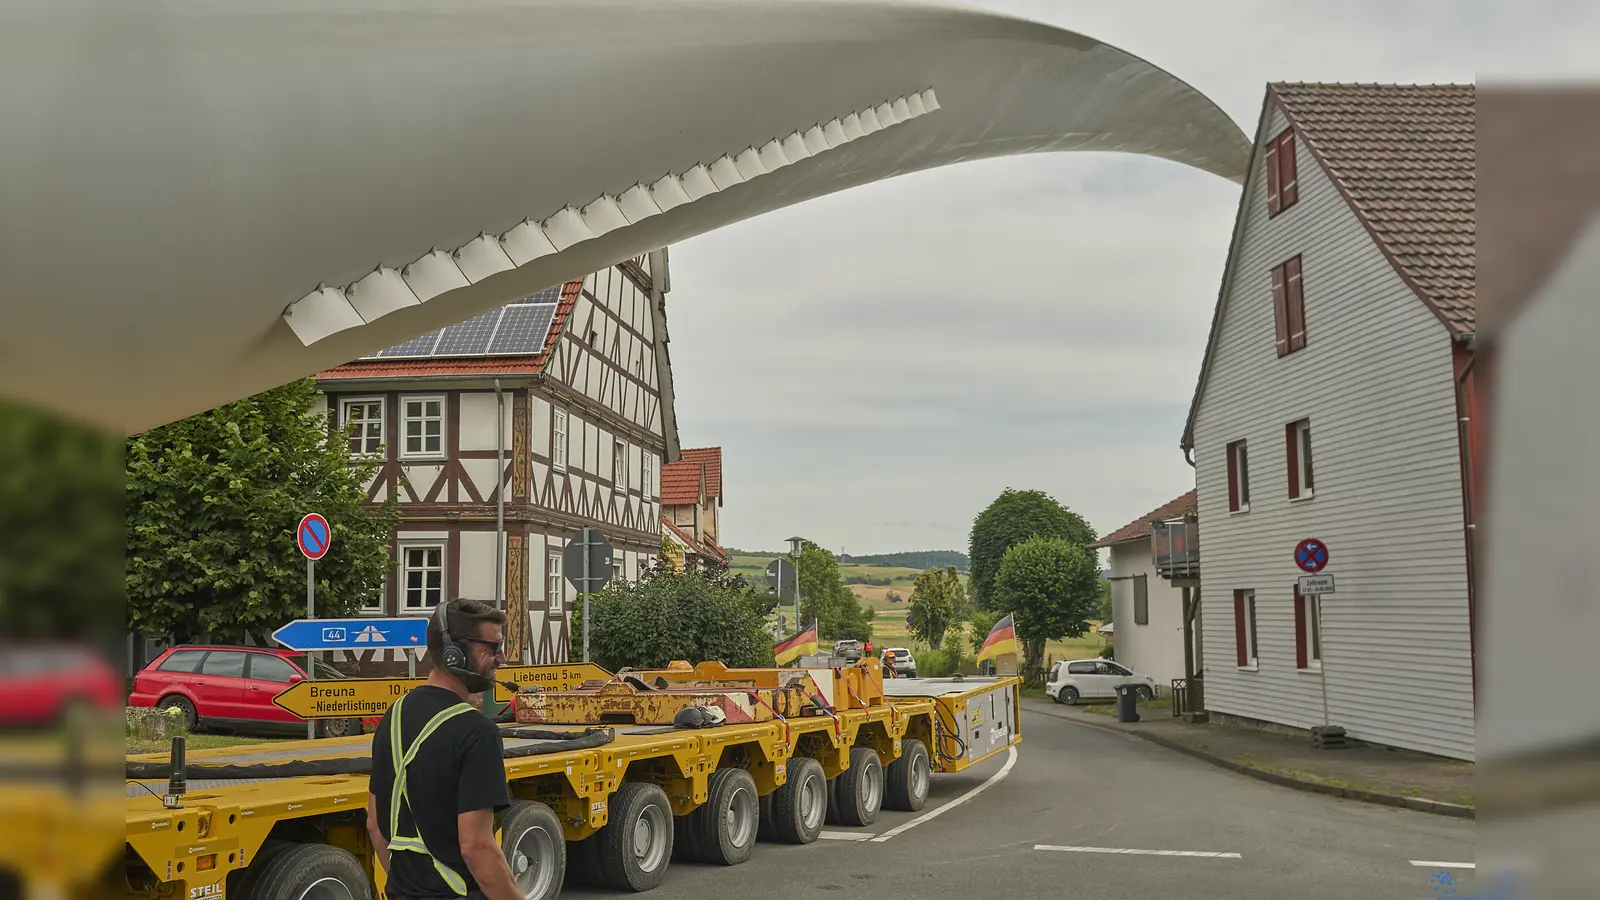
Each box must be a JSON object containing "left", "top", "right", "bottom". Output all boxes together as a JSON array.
[{"left": 572, "top": 568, "right": 776, "bottom": 671}]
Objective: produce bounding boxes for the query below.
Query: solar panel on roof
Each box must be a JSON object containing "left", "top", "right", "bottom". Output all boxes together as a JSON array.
[
  {"left": 487, "top": 304, "right": 558, "bottom": 355},
  {"left": 359, "top": 286, "right": 566, "bottom": 361}
]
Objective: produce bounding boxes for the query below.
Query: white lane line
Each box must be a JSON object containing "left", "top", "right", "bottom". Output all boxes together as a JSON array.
[
  {"left": 818, "top": 831, "right": 876, "bottom": 841},
  {"left": 870, "top": 746, "right": 1018, "bottom": 843},
  {"left": 1409, "top": 861, "right": 1475, "bottom": 869},
  {"left": 1034, "top": 845, "right": 1242, "bottom": 859}
]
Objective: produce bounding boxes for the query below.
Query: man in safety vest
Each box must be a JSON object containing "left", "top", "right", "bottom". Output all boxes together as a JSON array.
[{"left": 366, "top": 598, "right": 522, "bottom": 900}]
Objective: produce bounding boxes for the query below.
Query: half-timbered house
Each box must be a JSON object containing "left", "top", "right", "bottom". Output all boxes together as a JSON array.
[{"left": 316, "top": 250, "right": 680, "bottom": 668}]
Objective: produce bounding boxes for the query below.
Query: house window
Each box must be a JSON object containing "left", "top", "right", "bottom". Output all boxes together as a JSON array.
[
  {"left": 552, "top": 408, "right": 568, "bottom": 471},
  {"left": 1133, "top": 575, "right": 1149, "bottom": 626},
  {"left": 400, "top": 544, "right": 445, "bottom": 611},
  {"left": 547, "top": 552, "right": 564, "bottom": 613},
  {"left": 614, "top": 438, "right": 627, "bottom": 487},
  {"left": 1287, "top": 419, "right": 1314, "bottom": 499},
  {"left": 1265, "top": 126, "right": 1299, "bottom": 216},
  {"left": 400, "top": 396, "right": 445, "bottom": 458},
  {"left": 1296, "top": 585, "right": 1324, "bottom": 670},
  {"left": 1234, "top": 589, "right": 1258, "bottom": 668},
  {"left": 641, "top": 452, "right": 654, "bottom": 499},
  {"left": 341, "top": 398, "right": 384, "bottom": 456},
  {"left": 1226, "top": 440, "right": 1251, "bottom": 512},
  {"left": 362, "top": 575, "right": 386, "bottom": 615},
  {"left": 1271, "top": 255, "right": 1307, "bottom": 356},
  {"left": 613, "top": 559, "right": 625, "bottom": 583}
]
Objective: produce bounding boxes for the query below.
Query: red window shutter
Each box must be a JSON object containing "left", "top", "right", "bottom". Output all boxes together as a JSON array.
[
  {"left": 1227, "top": 442, "right": 1240, "bottom": 512},
  {"left": 1279, "top": 132, "right": 1299, "bottom": 208},
  {"left": 1294, "top": 584, "right": 1308, "bottom": 668},
  {"left": 1271, "top": 265, "right": 1290, "bottom": 356},
  {"left": 1265, "top": 140, "right": 1281, "bottom": 216},
  {"left": 1286, "top": 256, "right": 1306, "bottom": 350},
  {"left": 1234, "top": 590, "right": 1249, "bottom": 667},
  {"left": 1286, "top": 422, "right": 1300, "bottom": 499}
]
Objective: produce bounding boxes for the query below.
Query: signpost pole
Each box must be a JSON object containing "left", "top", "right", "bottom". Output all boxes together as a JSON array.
[
  {"left": 582, "top": 527, "right": 591, "bottom": 664},
  {"left": 306, "top": 557, "right": 316, "bottom": 741}
]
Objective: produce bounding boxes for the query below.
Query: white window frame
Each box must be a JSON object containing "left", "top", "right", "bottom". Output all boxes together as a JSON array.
[
  {"left": 1291, "top": 419, "right": 1315, "bottom": 501},
  {"left": 399, "top": 542, "right": 446, "bottom": 612},
  {"left": 361, "top": 574, "right": 387, "bottom": 615},
  {"left": 614, "top": 438, "right": 627, "bottom": 487},
  {"left": 1241, "top": 589, "right": 1259, "bottom": 670},
  {"left": 1229, "top": 440, "right": 1251, "bottom": 513},
  {"left": 547, "top": 551, "right": 564, "bottom": 613},
  {"left": 552, "top": 408, "right": 568, "bottom": 472},
  {"left": 399, "top": 394, "right": 446, "bottom": 460},
  {"left": 340, "top": 397, "right": 386, "bottom": 457},
  {"left": 641, "top": 451, "right": 654, "bottom": 499}
]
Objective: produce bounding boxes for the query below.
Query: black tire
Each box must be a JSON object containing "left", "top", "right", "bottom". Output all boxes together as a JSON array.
[
  {"left": 885, "top": 739, "right": 931, "bottom": 812},
  {"left": 833, "top": 748, "right": 884, "bottom": 828},
  {"left": 319, "top": 717, "right": 362, "bottom": 739},
  {"left": 695, "top": 767, "right": 759, "bottom": 866},
  {"left": 757, "top": 792, "right": 778, "bottom": 843},
  {"left": 1058, "top": 686, "right": 1080, "bottom": 706},
  {"left": 157, "top": 695, "right": 199, "bottom": 732},
  {"left": 824, "top": 776, "right": 842, "bottom": 825},
  {"left": 564, "top": 835, "right": 602, "bottom": 888},
  {"left": 501, "top": 800, "right": 565, "bottom": 900},
  {"left": 1135, "top": 685, "right": 1154, "bottom": 701},
  {"left": 671, "top": 814, "right": 701, "bottom": 862},
  {"left": 238, "top": 841, "right": 370, "bottom": 900},
  {"left": 768, "top": 756, "right": 827, "bottom": 844},
  {"left": 596, "top": 781, "right": 674, "bottom": 892}
]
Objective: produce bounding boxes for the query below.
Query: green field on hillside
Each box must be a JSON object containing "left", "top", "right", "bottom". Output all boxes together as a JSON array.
[{"left": 730, "top": 551, "right": 1107, "bottom": 664}]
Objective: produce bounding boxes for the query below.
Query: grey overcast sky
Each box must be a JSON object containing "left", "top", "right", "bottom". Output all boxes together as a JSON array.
[{"left": 664, "top": 0, "right": 1600, "bottom": 557}]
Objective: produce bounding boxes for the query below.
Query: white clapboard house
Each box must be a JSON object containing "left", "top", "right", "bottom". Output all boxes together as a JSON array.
[
  {"left": 316, "top": 251, "right": 680, "bottom": 671},
  {"left": 1180, "top": 84, "right": 1478, "bottom": 761}
]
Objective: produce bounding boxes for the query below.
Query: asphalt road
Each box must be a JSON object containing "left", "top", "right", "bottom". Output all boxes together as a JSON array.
[{"left": 564, "top": 703, "right": 1478, "bottom": 899}]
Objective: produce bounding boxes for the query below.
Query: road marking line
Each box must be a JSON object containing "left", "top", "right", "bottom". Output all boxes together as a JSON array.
[
  {"left": 1409, "top": 861, "right": 1475, "bottom": 869},
  {"left": 870, "top": 746, "right": 1018, "bottom": 843},
  {"left": 1034, "top": 845, "right": 1242, "bottom": 859},
  {"left": 818, "top": 831, "right": 875, "bottom": 841}
]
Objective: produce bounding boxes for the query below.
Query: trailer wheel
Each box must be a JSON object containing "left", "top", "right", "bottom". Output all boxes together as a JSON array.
[
  {"left": 564, "top": 835, "right": 602, "bottom": 888},
  {"left": 596, "top": 781, "right": 674, "bottom": 892},
  {"left": 671, "top": 813, "right": 701, "bottom": 862},
  {"left": 768, "top": 756, "right": 827, "bottom": 844},
  {"left": 824, "top": 776, "right": 841, "bottom": 826},
  {"left": 885, "top": 739, "right": 931, "bottom": 812},
  {"left": 501, "top": 800, "right": 565, "bottom": 900},
  {"left": 757, "top": 791, "right": 777, "bottom": 843},
  {"left": 239, "top": 841, "right": 369, "bottom": 900},
  {"left": 833, "top": 748, "right": 883, "bottom": 828},
  {"left": 695, "top": 767, "right": 758, "bottom": 866}
]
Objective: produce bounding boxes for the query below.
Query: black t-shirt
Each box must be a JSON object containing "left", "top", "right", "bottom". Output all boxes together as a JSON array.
[{"left": 369, "top": 686, "right": 511, "bottom": 895}]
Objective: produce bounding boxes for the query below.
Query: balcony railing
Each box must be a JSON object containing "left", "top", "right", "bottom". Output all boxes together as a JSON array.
[{"left": 1152, "top": 517, "right": 1199, "bottom": 581}]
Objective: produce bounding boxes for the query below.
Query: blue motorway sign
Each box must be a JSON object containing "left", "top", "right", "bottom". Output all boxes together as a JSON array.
[{"left": 271, "top": 617, "right": 428, "bottom": 651}]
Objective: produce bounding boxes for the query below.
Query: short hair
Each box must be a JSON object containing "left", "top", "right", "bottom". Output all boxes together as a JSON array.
[{"left": 426, "top": 598, "right": 507, "bottom": 666}]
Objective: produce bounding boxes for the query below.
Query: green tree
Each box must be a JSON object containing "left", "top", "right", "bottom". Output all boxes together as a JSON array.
[
  {"left": 0, "top": 400, "right": 125, "bottom": 643},
  {"left": 992, "top": 536, "right": 1101, "bottom": 683},
  {"left": 969, "top": 610, "right": 997, "bottom": 656},
  {"left": 795, "top": 539, "right": 872, "bottom": 642},
  {"left": 1097, "top": 576, "right": 1114, "bottom": 623},
  {"left": 906, "top": 565, "right": 964, "bottom": 649},
  {"left": 968, "top": 488, "right": 1095, "bottom": 611},
  {"left": 572, "top": 567, "right": 775, "bottom": 670},
  {"left": 125, "top": 378, "right": 399, "bottom": 646}
]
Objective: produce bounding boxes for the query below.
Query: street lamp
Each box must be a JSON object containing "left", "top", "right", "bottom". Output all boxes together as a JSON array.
[{"left": 786, "top": 537, "right": 804, "bottom": 635}]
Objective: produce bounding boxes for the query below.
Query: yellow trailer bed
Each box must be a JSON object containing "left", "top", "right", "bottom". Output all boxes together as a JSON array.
[{"left": 118, "top": 674, "right": 1021, "bottom": 899}]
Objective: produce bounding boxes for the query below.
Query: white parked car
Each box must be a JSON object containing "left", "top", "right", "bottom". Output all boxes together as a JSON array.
[{"left": 1046, "top": 659, "right": 1156, "bottom": 705}]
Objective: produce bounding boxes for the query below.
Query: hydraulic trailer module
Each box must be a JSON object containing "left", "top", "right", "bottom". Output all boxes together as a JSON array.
[{"left": 120, "top": 663, "right": 1021, "bottom": 899}]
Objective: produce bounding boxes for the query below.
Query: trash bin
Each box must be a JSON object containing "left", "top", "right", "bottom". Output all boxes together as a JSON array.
[{"left": 1116, "top": 683, "right": 1141, "bottom": 723}]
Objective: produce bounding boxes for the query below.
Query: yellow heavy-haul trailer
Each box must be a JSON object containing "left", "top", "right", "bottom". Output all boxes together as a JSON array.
[{"left": 119, "top": 663, "right": 1021, "bottom": 899}]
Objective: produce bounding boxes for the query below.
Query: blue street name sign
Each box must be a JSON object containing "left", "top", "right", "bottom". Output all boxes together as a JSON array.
[{"left": 271, "top": 617, "right": 428, "bottom": 652}]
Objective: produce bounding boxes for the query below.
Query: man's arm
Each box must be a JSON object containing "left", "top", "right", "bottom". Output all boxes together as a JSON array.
[
  {"left": 366, "top": 794, "right": 392, "bottom": 873},
  {"left": 458, "top": 808, "right": 523, "bottom": 900}
]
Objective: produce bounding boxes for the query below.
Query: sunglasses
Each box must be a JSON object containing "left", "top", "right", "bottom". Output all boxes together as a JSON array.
[{"left": 463, "top": 638, "right": 505, "bottom": 656}]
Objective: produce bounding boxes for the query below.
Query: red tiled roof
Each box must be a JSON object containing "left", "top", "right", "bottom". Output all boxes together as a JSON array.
[
  {"left": 659, "top": 460, "right": 704, "bottom": 507},
  {"left": 317, "top": 280, "right": 583, "bottom": 381},
  {"left": 1089, "top": 490, "right": 1197, "bottom": 549},
  {"left": 677, "top": 447, "right": 722, "bottom": 499},
  {"left": 1271, "top": 83, "right": 1476, "bottom": 334}
]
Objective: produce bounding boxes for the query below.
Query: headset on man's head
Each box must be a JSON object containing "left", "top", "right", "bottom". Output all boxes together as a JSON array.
[{"left": 431, "top": 599, "right": 533, "bottom": 695}]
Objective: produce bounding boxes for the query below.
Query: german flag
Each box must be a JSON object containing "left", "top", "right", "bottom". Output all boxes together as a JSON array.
[
  {"left": 773, "top": 621, "right": 818, "bottom": 666},
  {"left": 976, "top": 614, "right": 1018, "bottom": 663}
]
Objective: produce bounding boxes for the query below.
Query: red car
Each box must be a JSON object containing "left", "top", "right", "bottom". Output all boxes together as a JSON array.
[
  {"left": 0, "top": 643, "right": 122, "bottom": 730},
  {"left": 128, "top": 645, "right": 376, "bottom": 739}
]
